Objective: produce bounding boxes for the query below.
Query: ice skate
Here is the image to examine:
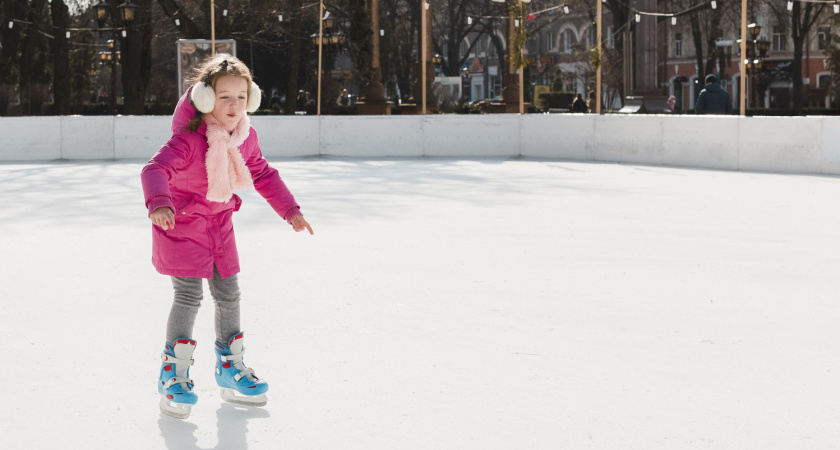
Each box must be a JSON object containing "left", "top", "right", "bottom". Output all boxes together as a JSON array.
[
  {"left": 214, "top": 332, "right": 268, "bottom": 407},
  {"left": 158, "top": 338, "right": 198, "bottom": 419}
]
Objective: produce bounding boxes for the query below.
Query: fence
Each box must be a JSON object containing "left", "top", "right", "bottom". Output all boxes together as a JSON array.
[{"left": 2, "top": 114, "right": 839, "bottom": 176}]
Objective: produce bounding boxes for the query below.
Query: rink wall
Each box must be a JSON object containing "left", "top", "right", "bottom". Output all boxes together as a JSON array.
[{"left": 3, "top": 114, "right": 840, "bottom": 175}]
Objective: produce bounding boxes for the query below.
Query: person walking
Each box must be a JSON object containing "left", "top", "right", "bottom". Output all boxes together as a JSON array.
[
  {"left": 141, "top": 53, "right": 313, "bottom": 419},
  {"left": 572, "top": 93, "right": 587, "bottom": 113},
  {"left": 695, "top": 74, "right": 733, "bottom": 115}
]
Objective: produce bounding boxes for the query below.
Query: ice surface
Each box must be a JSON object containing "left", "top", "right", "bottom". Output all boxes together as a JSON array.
[{"left": 1, "top": 157, "right": 839, "bottom": 449}]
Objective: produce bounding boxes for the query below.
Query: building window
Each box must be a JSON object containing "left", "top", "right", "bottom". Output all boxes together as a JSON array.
[
  {"left": 675, "top": 33, "right": 682, "bottom": 57},
  {"left": 819, "top": 74, "right": 831, "bottom": 90},
  {"left": 527, "top": 38, "right": 536, "bottom": 54},
  {"left": 489, "top": 38, "right": 497, "bottom": 57},
  {"left": 491, "top": 75, "right": 501, "bottom": 99},
  {"left": 459, "top": 40, "right": 468, "bottom": 58},
  {"left": 773, "top": 26, "right": 786, "bottom": 51},
  {"left": 607, "top": 26, "right": 614, "bottom": 48},
  {"left": 819, "top": 26, "right": 831, "bottom": 50},
  {"left": 477, "top": 37, "right": 485, "bottom": 55},
  {"left": 561, "top": 29, "right": 573, "bottom": 53},
  {"left": 546, "top": 32, "right": 554, "bottom": 52},
  {"left": 442, "top": 42, "right": 448, "bottom": 58}
]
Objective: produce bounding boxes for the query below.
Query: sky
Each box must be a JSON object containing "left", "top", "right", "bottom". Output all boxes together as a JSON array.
[{"left": 1, "top": 157, "right": 839, "bottom": 449}]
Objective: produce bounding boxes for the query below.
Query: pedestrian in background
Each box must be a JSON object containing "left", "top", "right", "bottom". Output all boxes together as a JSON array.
[
  {"left": 695, "top": 74, "right": 733, "bottom": 115},
  {"left": 572, "top": 93, "right": 587, "bottom": 113}
]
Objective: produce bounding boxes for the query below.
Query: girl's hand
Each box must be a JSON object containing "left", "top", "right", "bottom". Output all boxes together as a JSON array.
[
  {"left": 291, "top": 215, "right": 314, "bottom": 235},
  {"left": 150, "top": 207, "right": 175, "bottom": 230}
]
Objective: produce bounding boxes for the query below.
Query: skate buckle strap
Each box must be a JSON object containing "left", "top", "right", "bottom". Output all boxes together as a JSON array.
[
  {"left": 163, "top": 376, "right": 194, "bottom": 389},
  {"left": 233, "top": 367, "right": 255, "bottom": 382},
  {"left": 161, "top": 353, "right": 194, "bottom": 366},
  {"left": 219, "top": 349, "right": 245, "bottom": 363}
]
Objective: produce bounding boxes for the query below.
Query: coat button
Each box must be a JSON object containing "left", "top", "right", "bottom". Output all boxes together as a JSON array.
[{"left": 181, "top": 211, "right": 186, "bottom": 215}]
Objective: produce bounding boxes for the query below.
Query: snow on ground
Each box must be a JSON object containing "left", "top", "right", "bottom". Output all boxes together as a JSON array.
[{"left": 1, "top": 157, "right": 839, "bottom": 449}]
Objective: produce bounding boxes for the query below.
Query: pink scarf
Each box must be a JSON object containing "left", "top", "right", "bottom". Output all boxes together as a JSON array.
[{"left": 203, "top": 114, "right": 254, "bottom": 202}]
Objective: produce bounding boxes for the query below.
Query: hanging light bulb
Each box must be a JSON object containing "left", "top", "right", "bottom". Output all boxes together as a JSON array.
[
  {"left": 835, "top": 3, "right": 839, "bottom": 13},
  {"left": 66, "top": 31, "right": 70, "bottom": 38},
  {"left": 563, "top": 5, "right": 569, "bottom": 14},
  {"left": 671, "top": 16, "right": 676, "bottom": 25},
  {"left": 122, "top": 29, "right": 126, "bottom": 37},
  {"left": 787, "top": 1, "right": 793, "bottom": 10},
  {"left": 174, "top": 18, "right": 180, "bottom": 26},
  {"left": 635, "top": 14, "right": 640, "bottom": 22},
  {"left": 467, "top": 16, "right": 472, "bottom": 25},
  {"left": 711, "top": 0, "right": 716, "bottom": 9},
  {"left": 278, "top": 14, "right": 283, "bottom": 22},
  {"left": 8, "top": 21, "right": 13, "bottom": 28},
  {"left": 425, "top": 2, "right": 429, "bottom": 10},
  {"left": 222, "top": 9, "right": 228, "bottom": 16},
  {"left": 323, "top": 11, "right": 330, "bottom": 20},
  {"left": 515, "top": 19, "right": 520, "bottom": 27},
  {"left": 380, "top": 29, "right": 384, "bottom": 36}
]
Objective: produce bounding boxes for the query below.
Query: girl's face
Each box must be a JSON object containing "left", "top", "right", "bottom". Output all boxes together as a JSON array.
[{"left": 210, "top": 75, "right": 249, "bottom": 132}]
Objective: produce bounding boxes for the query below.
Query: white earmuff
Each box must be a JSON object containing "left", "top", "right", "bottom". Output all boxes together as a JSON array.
[
  {"left": 190, "top": 82, "right": 216, "bottom": 114},
  {"left": 190, "top": 80, "right": 262, "bottom": 114},
  {"left": 247, "top": 82, "right": 261, "bottom": 113}
]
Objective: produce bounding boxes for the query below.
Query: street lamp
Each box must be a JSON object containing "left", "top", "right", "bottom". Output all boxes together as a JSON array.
[
  {"left": 740, "top": 23, "right": 769, "bottom": 109},
  {"left": 93, "top": 1, "right": 137, "bottom": 114}
]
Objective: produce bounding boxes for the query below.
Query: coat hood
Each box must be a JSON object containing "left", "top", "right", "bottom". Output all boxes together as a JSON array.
[{"left": 171, "top": 85, "right": 202, "bottom": 134}]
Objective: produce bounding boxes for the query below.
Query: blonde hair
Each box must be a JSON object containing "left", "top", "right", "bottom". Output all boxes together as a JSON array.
[{"left": 186, "top": 53, "right": 254, "bottom": 131}]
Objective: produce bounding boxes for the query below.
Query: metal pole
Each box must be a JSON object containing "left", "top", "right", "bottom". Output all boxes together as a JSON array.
[
  {"left": 317, "top": 0, "right": 324, "bottom": 115},
  {"left": 739, "top": 0, "right": 747, "bottom": 115},
  {"left": 111, "top": 47, "right": 117, "bottom": 114},
  {"left": 596, "top": 0, "right": 602, "bottom": 114}
]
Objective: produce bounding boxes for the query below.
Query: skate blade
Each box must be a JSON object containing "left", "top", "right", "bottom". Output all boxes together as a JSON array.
[
  {"left": 159, "top": 396, "right": 192, "bottom": 419},
  {"left": 220, "top": 388, "right": 267, "bottom": 407}
]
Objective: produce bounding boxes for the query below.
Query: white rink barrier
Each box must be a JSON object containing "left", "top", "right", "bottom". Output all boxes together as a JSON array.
[{"left": 2, "top": 114, "right": 840, "bottom": 175}]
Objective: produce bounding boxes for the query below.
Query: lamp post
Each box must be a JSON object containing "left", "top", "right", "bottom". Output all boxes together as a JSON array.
[
  {"left": 740, "top": 23, "right": 768, "bottom": 109},
  {"left": 312, "top": 15, "right": 345, "bottom": 115},
  {"left": 93, "top": 1, "right": 137, "bottom": 115}
]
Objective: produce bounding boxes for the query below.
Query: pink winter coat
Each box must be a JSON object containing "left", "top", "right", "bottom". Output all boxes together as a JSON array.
[{"left": 141, "top": 88, "right": 301, "bottom": 279}]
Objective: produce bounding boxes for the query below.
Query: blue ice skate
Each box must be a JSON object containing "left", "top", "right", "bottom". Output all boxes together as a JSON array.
[
  {"left": 215, "top": 332, "right": 268, "bottom": 407},
  {"left": 158, "top": 338, "right": 198, "bottom": 419}
]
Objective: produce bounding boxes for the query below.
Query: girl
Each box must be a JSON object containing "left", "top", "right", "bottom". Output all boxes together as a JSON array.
[{"left": 141, "top": 54, "right": 313, "bottom": 419}]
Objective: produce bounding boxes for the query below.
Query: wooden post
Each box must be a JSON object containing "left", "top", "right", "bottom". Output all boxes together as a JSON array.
[
  {"left": 739, "top": 0, "right": 747, "bottom": 115},
  {"left": 421, "top": 1, "right": 427, "bottom": 114},
  {"left": 317, "top": 0, "right": 324, "bottom": 115},
  {"left": 518, "top": 0, "right": 524, "bottom": 114},
  {"left": 596, "top": 0, "right": 602, "bottom": 114}
]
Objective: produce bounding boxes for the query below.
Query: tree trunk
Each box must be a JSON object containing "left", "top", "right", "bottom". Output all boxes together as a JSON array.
[
  {"left": 19, "top": 0, "right": 48, "bottom": 115},
  {"left": 121, "top": 0, "right": 154, "bottom": 115},
  {"left": 284, "top": 0, "right": 302, "bottom": 115},
  {"left": 0, "top": 0, "right": 23, "bottom": 115},
  {"left": 50, "top": 0, "right": 72, "bottom": 115}
]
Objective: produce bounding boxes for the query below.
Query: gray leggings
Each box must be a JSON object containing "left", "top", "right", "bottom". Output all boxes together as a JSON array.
[{"left": 166, "top": 265, "right": 241, "bottom": 344}]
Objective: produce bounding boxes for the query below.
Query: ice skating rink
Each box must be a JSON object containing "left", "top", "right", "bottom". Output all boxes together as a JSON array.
[{"left": 1, "top": 157, "right": 839, "bottom": 449}]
